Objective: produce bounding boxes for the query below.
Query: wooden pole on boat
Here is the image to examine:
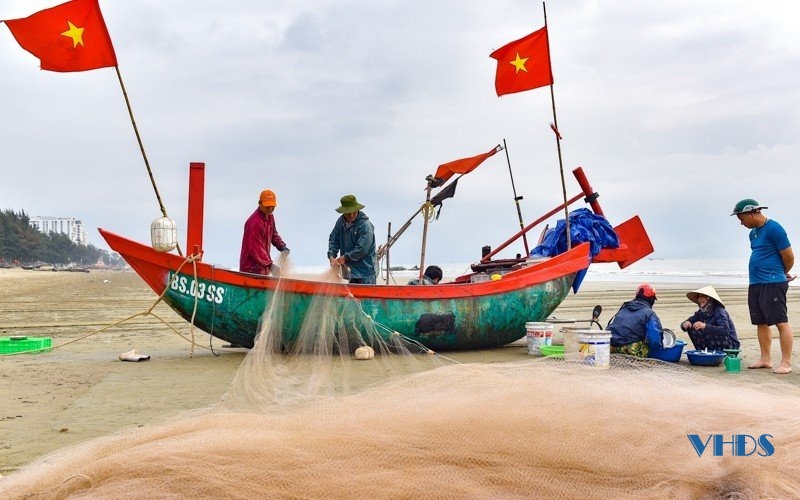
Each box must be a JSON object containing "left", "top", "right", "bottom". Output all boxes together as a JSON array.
[
  {"left": 417, "top": 178, "right": 435, "bottom": 284},
  {"left": 187, "top": 162, "right": 205, "bottom": 259},
  {"left": 114, "top": 67, "right": 183, "bottom": 256},
  {"left": 502, "top": 138, "right": 530, "bottom": 256},
  {"left": 543, "top": 2, "right": 571, "bottom": 251},
  {"left": 377, "top": 205, "right": 424, "bottom": 261},
  {"left": 482, "top": 166, "right": 599, "bottom": 262},
  {"left": 385, "top": 221, "right": 392, "bottom": 284}
]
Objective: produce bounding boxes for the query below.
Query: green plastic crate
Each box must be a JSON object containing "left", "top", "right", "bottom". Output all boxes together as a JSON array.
[{"left": 0, "top": 336, "right": 52, "bottom": 354}]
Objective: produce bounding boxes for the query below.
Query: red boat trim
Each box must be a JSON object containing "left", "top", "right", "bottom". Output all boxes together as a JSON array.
[{"left": 99, "top": 229, "right": 590, "bottom": 300}]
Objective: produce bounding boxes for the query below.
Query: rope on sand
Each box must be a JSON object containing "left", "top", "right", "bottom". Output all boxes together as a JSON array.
[{"left": 2, "top": 254, "right": 212, "bottom": 357}]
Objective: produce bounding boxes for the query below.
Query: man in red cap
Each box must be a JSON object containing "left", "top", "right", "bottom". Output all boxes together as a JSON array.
[{"left": 239, "top": 189, "right": 289, "bottom": 276}]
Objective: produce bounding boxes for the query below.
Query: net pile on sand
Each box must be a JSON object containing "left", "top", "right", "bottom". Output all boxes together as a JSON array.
[
  {"left": 3, "top": 358, "right": 800, "bottom": 498},
  {"left": 2, "top": 262, "right": 800, "bottom": 498}
]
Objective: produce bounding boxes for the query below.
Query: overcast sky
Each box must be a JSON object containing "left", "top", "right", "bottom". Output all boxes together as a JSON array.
[{"left": 1, "top": 0, "right": 798, "bottom": 269}]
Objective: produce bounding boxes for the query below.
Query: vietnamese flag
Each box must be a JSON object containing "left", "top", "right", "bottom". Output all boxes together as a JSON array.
[
  {"left": 433, "top": 146, "right": 500, "bottom": 184},
  {"left": 2, "top": 0, "right": 117, "bottom": 72},
  {"left": 490, "top": 26, "right": 553, "bottom": 97}
]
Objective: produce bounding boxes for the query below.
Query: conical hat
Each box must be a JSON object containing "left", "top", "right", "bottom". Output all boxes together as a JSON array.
[{"left": 686, "top": 285, "right": 725, "bottom": 308}]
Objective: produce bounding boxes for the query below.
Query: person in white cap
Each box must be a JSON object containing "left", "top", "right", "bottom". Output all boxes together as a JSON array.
[
  {"left": 731, "top": 198, "right": 794, "bottom": 374},
  {"left": 680, "top": 286, "right": 739, "bottom": 352}
]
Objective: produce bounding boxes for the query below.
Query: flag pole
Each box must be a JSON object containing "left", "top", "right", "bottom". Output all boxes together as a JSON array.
[
  {"left": 502, "top": 138, "right": 530, "bottom": 256},
  {"left": 543, "top": 2, "right": 571, "bottom": 250},
  {"left": 385, "top": 221, "right": 392, "bottom": 284},
  {"left": 114, "top": 66, "right": 183, "bottom": 256},
  {"left": 376, "top": 205, "right": 425, "bottom": 261},
  {"left": 417, "top": 177, "right": 435, "bottom": 284}
]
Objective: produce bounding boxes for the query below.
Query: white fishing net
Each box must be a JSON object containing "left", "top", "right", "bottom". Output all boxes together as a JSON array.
[
  {"left": 221, "top": 260, "right": 452, "bottom": 412},
  {"left": 2, "top": 257, "right": 800, "bottom": 498}
]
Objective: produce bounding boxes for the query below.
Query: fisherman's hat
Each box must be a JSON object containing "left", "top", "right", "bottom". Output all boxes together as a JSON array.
[
  {"left": 687, "top": 285, "right": 725, "bottom": 308},
  {"left": 259, "top": 189, "right": 277, "bottom": 207},
  {"left": 730, "top": 198, "right": 767, "bottom": 216},
  {"left": 336, "top": 194, "right": 365, "bottom": 214}
]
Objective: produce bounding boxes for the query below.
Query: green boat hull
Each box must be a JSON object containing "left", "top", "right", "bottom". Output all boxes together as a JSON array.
[{"left": 163, "top": 271, "right": 576, "bottom": 350}]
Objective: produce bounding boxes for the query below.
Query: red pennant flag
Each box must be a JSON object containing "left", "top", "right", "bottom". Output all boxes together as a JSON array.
[
  {"left": 433, "top": 146, "right": 500, "bottom": 184},
  {"left": 2, "top": 0, "right": 117, "bottom": 72},
  {"left": 490, "top": 26, "right": 553, "bottom": 97}
]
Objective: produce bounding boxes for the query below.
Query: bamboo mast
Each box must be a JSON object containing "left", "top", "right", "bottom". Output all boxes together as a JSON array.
[
  {"left": 114, "top": 66, "right": 183, "bottom": 256},
  {"left": 417, "top": 178, "right": 435, "bottom": 284},
  {"left": 377, "top": 205, "right": 425, "bottom": 262},
  {"left": 502, "top": 138, "right": 529, "bottom": 256},
  {"left": 385, "top": 222, "right": 391, "bottom": 284},
  {"left": 543, "top": 2, "right": 570, "bottom": 250}
]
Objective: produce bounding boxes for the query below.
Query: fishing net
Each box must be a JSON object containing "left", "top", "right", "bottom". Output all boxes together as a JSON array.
[
  {"left": 221, "top": 256, "right": 452, "bottom": 411},
  {"left": 2, "top": 256, "right": 800, "bottom": 498}
]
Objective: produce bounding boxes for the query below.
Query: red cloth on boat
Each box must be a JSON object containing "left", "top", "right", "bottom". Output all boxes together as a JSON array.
[{"left": 239, "top": 208, "right": 286, "bottom": 275}]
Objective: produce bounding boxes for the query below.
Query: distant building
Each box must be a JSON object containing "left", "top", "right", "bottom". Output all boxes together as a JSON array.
[{"left": 29, "top": 216, "right": 88, "bottom": 246}]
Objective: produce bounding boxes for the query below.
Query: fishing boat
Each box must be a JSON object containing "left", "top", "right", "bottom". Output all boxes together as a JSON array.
[{"left": 99, "top": 163, "right": 653, "bottom": 351}]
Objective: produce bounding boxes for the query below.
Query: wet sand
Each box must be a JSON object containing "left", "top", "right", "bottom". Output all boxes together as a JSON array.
[{"left": 1, "top": 268, "right": 798, "bottom": 474}]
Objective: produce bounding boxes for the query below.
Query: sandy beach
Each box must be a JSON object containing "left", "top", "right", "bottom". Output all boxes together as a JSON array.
[{"left": 1, "top": 267, "right": 798, "bottom": 476}]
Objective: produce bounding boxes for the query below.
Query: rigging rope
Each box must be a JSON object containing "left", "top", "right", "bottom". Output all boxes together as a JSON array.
[
  {"left": 337, "top": 279, "right": 459, "bottom": 364},
  {"left": 1, "top": 254, "right": 209, "bottom": 357}
]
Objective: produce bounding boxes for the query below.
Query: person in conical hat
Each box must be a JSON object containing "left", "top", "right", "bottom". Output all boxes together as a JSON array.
[{"left": 680, "top": 285, "right": 740, "bottom": 352}]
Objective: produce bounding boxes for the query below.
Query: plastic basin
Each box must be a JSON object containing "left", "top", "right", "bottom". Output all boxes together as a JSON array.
[
  {"left": 686, "top": 349, "right": 726, "bottom": 366},
  {"left": 648, "top": 340, "right": 686, "bottom": 362}
]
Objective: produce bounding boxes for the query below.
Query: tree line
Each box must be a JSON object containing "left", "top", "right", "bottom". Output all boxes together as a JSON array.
[{"left": 0, "top": 209, "right": 124, "bottom": 267}]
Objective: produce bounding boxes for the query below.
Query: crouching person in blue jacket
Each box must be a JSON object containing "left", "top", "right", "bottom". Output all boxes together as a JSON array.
[{"left": 607, "top": 283, "right": 664, "bottom": 357}]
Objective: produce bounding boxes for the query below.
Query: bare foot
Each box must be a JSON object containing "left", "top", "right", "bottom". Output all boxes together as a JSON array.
[
  {"left": 748, "top": 360, "right": 772, "bottom": 369},
  {"left": 774, "top": 364, "right": 792, "bottom": 374}
]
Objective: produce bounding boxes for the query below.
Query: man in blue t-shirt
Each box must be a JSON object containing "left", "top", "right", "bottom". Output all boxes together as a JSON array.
[{"left": 732, "top": 199, "right": 795, "bottom": 374}]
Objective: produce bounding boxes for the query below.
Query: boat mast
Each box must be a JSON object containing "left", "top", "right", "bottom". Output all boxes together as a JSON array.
[
  {"left": 543, "top": 2, "right": 571, "bottom": 250},
  {"left": 417, "top": 177, "right": 435, "bottom": 284},
  {"left": 384, "top": 222, "right": 391, "bottom": 284},
  {"left": 502, "top": 138, "right": 529, "bottom": 256}
]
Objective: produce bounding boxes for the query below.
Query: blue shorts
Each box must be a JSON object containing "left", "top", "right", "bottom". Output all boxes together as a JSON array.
[{"left": 748, "top": 282, "right": 789, "bottom": 326}]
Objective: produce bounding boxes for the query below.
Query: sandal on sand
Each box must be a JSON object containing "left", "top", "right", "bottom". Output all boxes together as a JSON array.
[{"left": 119, "top": 349, "right": 151, "bottom": 362}]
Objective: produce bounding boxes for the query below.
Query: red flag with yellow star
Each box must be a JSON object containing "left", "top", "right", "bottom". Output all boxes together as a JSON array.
[
  {"left": 490, "top": 26, "right": 553, "bottom": 96},
  {"left": 2, "top": 0, "right": 117, "bottom": 72}
]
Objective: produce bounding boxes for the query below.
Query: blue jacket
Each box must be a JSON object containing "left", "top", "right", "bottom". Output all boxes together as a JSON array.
[
  {"left": 328, "top": 211, "right": 377, "bottom": 280},
  {"left": 607, "top": 298, "right": 663, "bottom": 348}
]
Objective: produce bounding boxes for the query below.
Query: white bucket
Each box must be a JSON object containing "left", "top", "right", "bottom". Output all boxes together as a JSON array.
[
  {"left": 525, "top": 322, "right": 553, "bottom": 355},
  {"left": 561, "top": 327, "right": 582, "bottom": 355},
  {"left": 576, "top": 330, "right": 611, "bottom": 369}
]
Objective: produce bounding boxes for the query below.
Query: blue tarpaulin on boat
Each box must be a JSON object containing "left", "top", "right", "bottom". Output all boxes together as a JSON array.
[{"left": 531, "top": 208, "right": 620, "bottom": 292}]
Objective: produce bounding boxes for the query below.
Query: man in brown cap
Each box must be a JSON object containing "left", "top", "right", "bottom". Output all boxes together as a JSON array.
[
  {"left": 239, "top": 189, "right": 289, "bottom": 276},
  {"left": 328, "top": 194, "right": 376, "bottom": 284}
]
